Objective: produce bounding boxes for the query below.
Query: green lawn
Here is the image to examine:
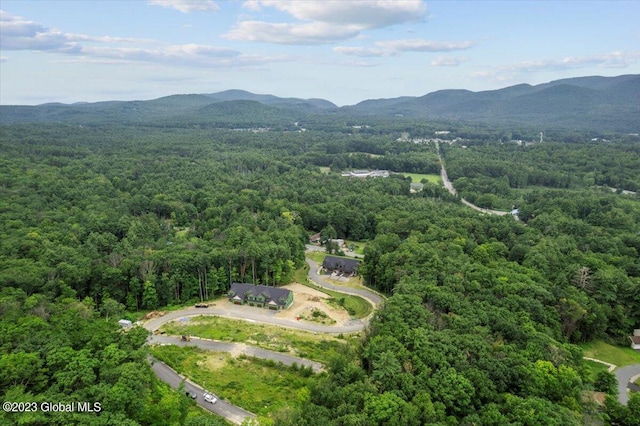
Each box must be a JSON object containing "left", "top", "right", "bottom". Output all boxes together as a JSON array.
[
  {"left": 581, "top": 340, "right": 640, "bottom": 367},
  {"left": 299, "top": 256, "right": 374, "bottom": 318},
  {"left": 158, "top": 315, "right": 348, "bottom": 364},
  {"left": 306, "top": 251, "right": 326, "bottom": 264},
  {"left": 150, "top": 346, "right": 318, "bottom": 417},
  {"left": 319, "top": 166, "right": 331, "bottom": 174},
  {"left": 400, "top": 172, "right": 441, "bottom": 184},
  {"left": 583, "top": 359, "right": 611, "bottom": 381}
]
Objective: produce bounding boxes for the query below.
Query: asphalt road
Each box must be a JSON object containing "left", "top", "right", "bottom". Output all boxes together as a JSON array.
[
  {"left": 615, "top": 364, "right": 640, "bottom": 405},
  {"left": 150, "top": 334, "right": 324, "bottom": 373},
  {"left": 304, "top": 257, "right": 383, "bottom": 309},
  {"left": 149, "top": 357, "right": 256, "bottom": 424},
  {"left": 436, "top": 141, "right": 510, "bottom": 216},
  {"left": 144, "top": 305, "right": 367, "bottom": 334},
  {"left": 144, "top": 257, "right": 379, "bottom": 423}
]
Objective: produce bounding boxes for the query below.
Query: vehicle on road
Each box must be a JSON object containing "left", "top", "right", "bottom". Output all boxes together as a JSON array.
[
  {"left": 185, "top": 391, "right": 197, "bottom": 399},
  {"left": 203, "top": 392, "right": 217, "bottom": 404}
]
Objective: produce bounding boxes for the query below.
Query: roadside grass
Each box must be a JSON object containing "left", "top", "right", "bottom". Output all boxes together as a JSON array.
[
  {"left": 158, "top": 315, "right": 348, "bottom": 364},
  {"left": 344, "top": 240, "right": 366, "bottom": 255},
  {"left": 297, "top": 262, "right": 373, "bottom": 318},
  {"left": 400, "top": 172, "right": 441, "bottom": 184},
  {"left": 580, "top": 340, "right": 640, "bottom": 367},
  {"left": 321, "top": 288, "right": 372, "bottom": 318},
  {"left": 306, "top": 251, "right": 325, "bottom": 264},
  {"left": 150, "top": 345, "right": 317, "bottom": 417},
  {"left": 583, "top": 359, "right": 611, "bottom": 382},
  {"left": 294, "top": 262, "right": 311, "bottom": 284}
]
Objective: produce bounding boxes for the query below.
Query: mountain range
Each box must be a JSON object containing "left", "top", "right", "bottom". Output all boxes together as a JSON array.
[{"left": 1, "top": 75, "right": 638, "bottom": 132}]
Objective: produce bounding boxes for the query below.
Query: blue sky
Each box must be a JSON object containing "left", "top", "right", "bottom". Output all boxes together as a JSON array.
[{"left": 1, "top": 0, "right": 639, "bottom": 106}]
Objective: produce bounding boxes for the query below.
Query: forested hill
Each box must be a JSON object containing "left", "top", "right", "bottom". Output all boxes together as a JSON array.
[
  {"left": 344, "top": 74, "right": 640, "bottom": 132},
  {"left": 1, "top": 74, "right": 638, "bottom": 132}
]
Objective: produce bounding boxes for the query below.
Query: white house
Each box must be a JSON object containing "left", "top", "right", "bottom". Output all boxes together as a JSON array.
[
  {"left": 118, "top": 319, "right": 132, "bottom": 329},
  {"left": 631, "top": 329, "right": 640, "bottom": 350}
]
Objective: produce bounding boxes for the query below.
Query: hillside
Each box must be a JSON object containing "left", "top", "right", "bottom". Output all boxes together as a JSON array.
[
  {"left": 1, "top": 75, "right": 637, "bottom": 132},
  {"left": 345, "top": 74, "right": 640, "bottom": 132}
]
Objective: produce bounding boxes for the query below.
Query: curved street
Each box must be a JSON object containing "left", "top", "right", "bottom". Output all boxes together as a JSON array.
[
  {"left": 436, "top": 141, "right": 510, "bottom": 216},
  {"left": 150, "top": 334, "right": 324, "bottom": 373},
  {"left": 144, "top": 253, "right": 381, "bottom": 424},
  {"left": 615, "top": 364, "right": 640, "bottom": 405}
]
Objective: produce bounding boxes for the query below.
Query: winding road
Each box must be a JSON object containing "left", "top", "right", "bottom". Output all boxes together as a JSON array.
[
  {"left": 615, "top": 365, "right": 640, "bottom": 405},
  {"left": 144, "top": 251, "right": 383, "bottom": 424},
  {"left": 436, "top": 141, "right": 511, "bottom": 217}
]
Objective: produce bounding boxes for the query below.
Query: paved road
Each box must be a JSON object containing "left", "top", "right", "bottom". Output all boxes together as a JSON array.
[
  {"left": 144, "top": 305, "right": 367, "bottom": 334},
  {"left": 150, "top": 357, "right": 256, "bottom": 424},
  {"left": 150, "top": 335, "right": 324, "bottom": 373},
  {"left": 304, "top": 257, "right": 383, "bottom": 310},
  {"left": 436, "top": 141, "right": 510, "bottom": 217},
  {"left": 615, "top": 364, "right": 640, "bottom": 405},
  {"left": 145, "top": 255, "right": 381, "bottom": 423}
]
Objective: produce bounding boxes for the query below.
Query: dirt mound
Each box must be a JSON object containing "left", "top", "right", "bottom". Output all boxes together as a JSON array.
[{"left": 145, "top": 311, "right": 166, "bottom": 320}]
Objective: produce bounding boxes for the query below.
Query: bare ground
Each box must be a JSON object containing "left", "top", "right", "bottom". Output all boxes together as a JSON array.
[{"left": 277, "top": 283, "right": 350, "bottom": 325}]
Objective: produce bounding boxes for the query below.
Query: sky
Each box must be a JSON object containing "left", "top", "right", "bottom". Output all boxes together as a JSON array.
[{"left": 1, "top": 0, "right": 639, "bottom": 106}]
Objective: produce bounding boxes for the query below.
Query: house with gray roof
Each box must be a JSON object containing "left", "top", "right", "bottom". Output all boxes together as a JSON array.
[
  {"left": 322, "top": 255, "right": 361, "bottom": 276},
  {"left": 227, "top": 283, "right": 293, "bottom": 310}
]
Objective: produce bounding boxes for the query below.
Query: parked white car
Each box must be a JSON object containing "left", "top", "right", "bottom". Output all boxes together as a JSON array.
[{"left": 203, "top": 392, "right": 217, "bottom": 404}]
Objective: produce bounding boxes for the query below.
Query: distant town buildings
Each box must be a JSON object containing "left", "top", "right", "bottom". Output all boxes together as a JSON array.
[{"left": 341, "top": 170, "right": 390, "bottom": 178}]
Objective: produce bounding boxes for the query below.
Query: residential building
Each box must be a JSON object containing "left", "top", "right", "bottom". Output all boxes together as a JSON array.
[{"left": 227, "top": 283, "right": 293, "bottom": 310}]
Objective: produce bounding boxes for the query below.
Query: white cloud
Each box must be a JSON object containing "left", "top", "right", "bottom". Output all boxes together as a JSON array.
[
  {"left": 334, "top": 38, "right": 474, "bottom": 57},
  {"left": 472, "top": 51, "right": 640, "bottom": 82},
  {"left": 333, "top": 46, "right": 387, "bottom": 57},
  {"left": 147, "top": 0, "right": 219, "bottom": 13},
  {"left": 376, "top": 39, "right": 474, "bottom": 53},
  {"left": 226, "top": 21, "right": 359, "bottom": 45},
  {"left": 431, "top": 55, "right": 468, "bottom": 67},
  {"left": 509, "top": 51, "right": 640, "bottom": 72},
  {"left": 244, "top": 0, "right": 426, "bottom": 29},
  {"left": 0, "top": 11, "right": 289, "bottom": 69},
  {"left": 0, "top": 11, "right": 147, "bottom": 52},
  {"left": 227, "top": 0, "right": 427, "bottom": 44}
]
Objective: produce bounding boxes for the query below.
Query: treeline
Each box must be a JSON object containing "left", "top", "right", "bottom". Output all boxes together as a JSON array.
[
  {"left": 279, "top": 193, "right": 639, "bottom": 425},
  {"left": 0, "top": 288, "right": 226, "bottom": 425},
  {"left": 443, "top": 140, "right": 640, "bottom": 209},
  {"left": 0, "top": 124, "right": 438, "bottom": 310},
  {"left": 2, "top": 121, "right": 639, "bottom": 425}
]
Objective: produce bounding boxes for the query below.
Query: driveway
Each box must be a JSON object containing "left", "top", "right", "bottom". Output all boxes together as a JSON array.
[{"left": 615, "top": 364, "right": 640, "bottom": 405}]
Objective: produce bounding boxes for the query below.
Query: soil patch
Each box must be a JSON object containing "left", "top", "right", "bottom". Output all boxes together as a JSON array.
[{"left": 277, "top": 283, "right": 350, "bottom": 325}]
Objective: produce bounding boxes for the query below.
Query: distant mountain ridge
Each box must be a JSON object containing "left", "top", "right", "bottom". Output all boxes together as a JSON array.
[
  {"left": 1, "top": 75, "right": 637, "bottom": 131},
  {"left": 344, "top": 74, "right": 639, "bottom": 132}
]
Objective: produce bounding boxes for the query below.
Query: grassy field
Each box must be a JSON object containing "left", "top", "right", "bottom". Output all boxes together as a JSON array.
[
  {"left": 306, "top": 251, "right": 325, "bottom": 264},
  {"left": 581, "top": 340, "right": 640, "bottom": 367},
  {"left": 583, "top": 359, "right": 612, "bottom": 381},
  {"left": 319, "top": 167, "right": 331, "bottom": 174},
  {"left": 158, "top": 315, "right": 348, "bottom": 364},
  {"left": 400, "top": 172, "right": 441, "bottom": 184},
  {"left": 150, "top": 345, "right": 318, "bottom": 417}
]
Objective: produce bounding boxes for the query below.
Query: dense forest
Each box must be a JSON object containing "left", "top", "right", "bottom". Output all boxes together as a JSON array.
[{"left": 1, "top": 105, "right": 639, "bottom": 425}]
